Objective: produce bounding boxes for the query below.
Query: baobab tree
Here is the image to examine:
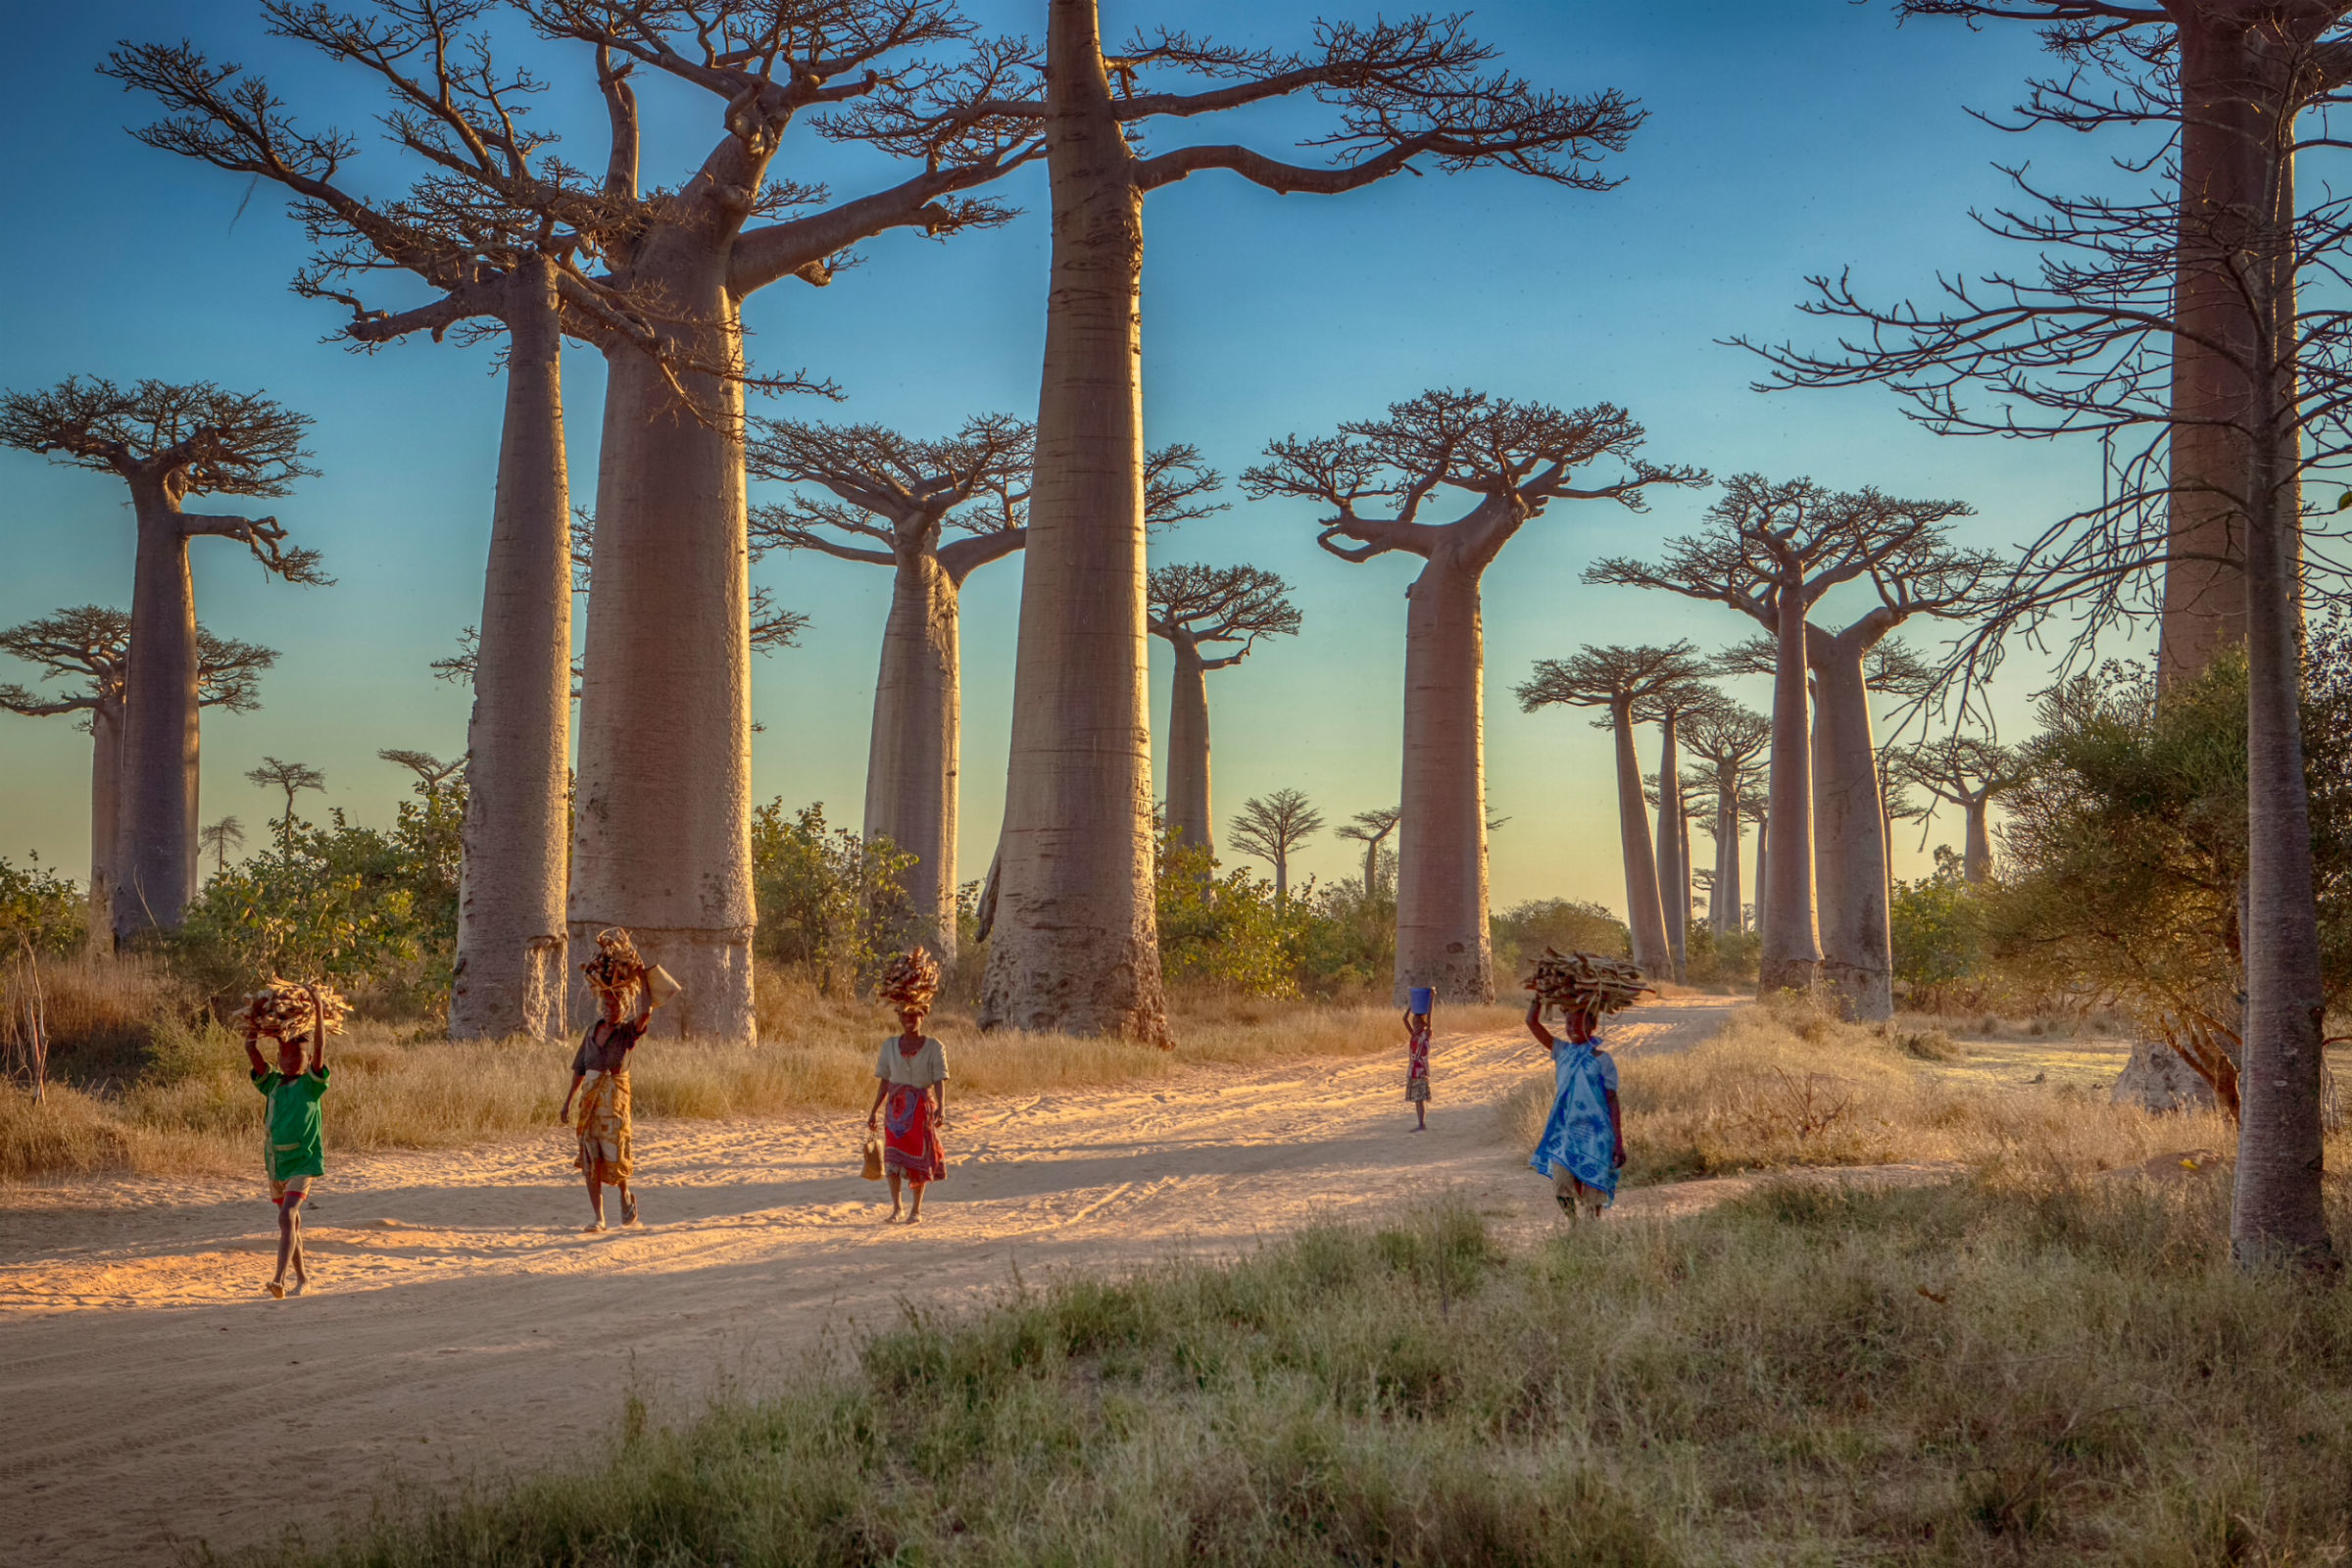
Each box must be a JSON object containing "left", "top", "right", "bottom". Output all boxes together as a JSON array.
[
  {"left": 379, "top": 749, "right": 466, "bottom": 807},
  {"left": 0, "top": 606, "right": 273, "bottom": 932},
  {"left": 1892, "top": 735, "right": 2034, "bottom": 884},
  {"left": 1335, "top": 806, "right": 1402, "bottom": 902},
  {"left": 1147, "top": 564, "right": 1301, "bottom": 860},
  {"left": 1636, "top": 674, "right": 1716, "bottom": 977},
  {"left": 1681, "top": 696, "right": 1771, "bottom": 937},
  {"left": 106, "top": 6, "right": 820, "bottom": 1040},
  {"left": 0, "top": 378, "right": 320, "bottom": 944},
  {"left": 1515, "top": 643, "right": 1711, "bottom": 979},
  {"left": 972, "top": 7, "right": 1648, "bottom": 1041},
  {"left": 199, "top": 817, "right": 247, "bottom": 876},
  {"left": 497, "top": 2, "right": 1044, "bottom": 1043},
  {"left": 1228, "top": 790, "right": 1325, "bottom": 906},
  {"left": 1591, "top": 477, "right": 1958, "bottom": 999},
  {"left": 248, "top": 757, "right": 326, "bottom": 845},
  {"left": 1250, "top": 392, "right": 1702, "bottom": 1004},
  {"left": 749, "top": 418, "right": 1216, "bottom": 959}
]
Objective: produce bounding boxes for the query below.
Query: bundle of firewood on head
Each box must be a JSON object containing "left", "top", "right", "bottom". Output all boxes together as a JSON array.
[
  {"left": 1524, "top": 948, "right": 1651, "bottom": 1016},
  {"left": 235, "top": 977, "right": 350, "bottom": 1041},
  {"left": 580, "top": 928, "right": 648, "bottom": 1001},
  {"left": 878, "top": 950, "right": 942, "bottom": 1013}
]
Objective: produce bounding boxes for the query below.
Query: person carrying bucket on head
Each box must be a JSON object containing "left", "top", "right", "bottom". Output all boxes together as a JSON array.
[{"left": 1402, "top": 985, "right": 1435, "bottom": 1130}]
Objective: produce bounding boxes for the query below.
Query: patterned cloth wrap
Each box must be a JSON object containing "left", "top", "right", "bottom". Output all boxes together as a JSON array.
[
  {"left": 1528, "top": 1035, "right": 1618, "bottom": 1204},
  {"left": 882, "top": 1083, "right": 945, "bottom": 1183},
  {"left": 575, "top": 1071, "right": 633, "bottom": 1184},
  {"left": 1403, "top": 1019, "right": 1432, "bottom": 1103}
]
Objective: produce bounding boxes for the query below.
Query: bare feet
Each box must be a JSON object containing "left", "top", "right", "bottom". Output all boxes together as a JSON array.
[
  {"left": 266, "top": 1280, "right": 285, "bottom": 1299},
  {"left": 288, "top": 1279, "right": 308, "bottom": 1298},
  {"left": 582, "top": 1220, "right": 607, "bottom": 1234},
  {"left": 885, "top": 1209, "right": 903, "bottom": 1224}
]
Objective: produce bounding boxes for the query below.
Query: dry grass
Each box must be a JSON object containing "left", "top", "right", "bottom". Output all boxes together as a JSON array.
[
  {"left": 246, "top": 1170, "right": 2352, "bottom": 1566},
  {"left": 1498, "top": 993, "right": 2242, "bottom": 1186},
  {"left": 0, "top": 968, "right": 1523, "bottom": 1184}
]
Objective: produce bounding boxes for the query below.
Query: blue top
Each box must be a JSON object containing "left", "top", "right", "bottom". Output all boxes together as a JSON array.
[{"left": 1528, "top": 1036, "right": 1619, "bottom": 1201}]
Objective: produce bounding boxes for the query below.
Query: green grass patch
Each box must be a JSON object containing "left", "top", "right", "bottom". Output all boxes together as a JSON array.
[{"left": 237, "top": 1171, "right": 2352, "bottom": 1566}]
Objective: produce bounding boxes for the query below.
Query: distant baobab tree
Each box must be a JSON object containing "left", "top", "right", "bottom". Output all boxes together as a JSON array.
[
  {"left": 1228, "top": 791, "right": 1325, "bottom": 906},
  {"left": 1250, "top": 391, "right": 1702, "bottom": 1004},
  {"left": 248, "top": 758, "right": 326, "bottom": 846},
  {"left": 379, "top": 749, "right": 466, "bottom": 808},
  {"left": 1680, "top": 698, "right": 1771, "bottom": 937},
  {"left": 1636, "top": 674, "right": 1717, "bottom": 977},
  {"left": 0, "top": 606, "right": 272, "bottom": 933},
  {"left": 1335, "top": 807, "right": 1403, "bottom": 902},
  {"left": 199, "top": 816, "right": 246, "bottom": 877},
  {"left": 1147, "top": 564, "right": 1300, "bottom": 862},
  {"left": 0, "top": 378, "right": 320, "bottom": 944},
  {"left": 980, "top": 4, "right": 1648, "bottom": 1043},
  {"left": 1515, "top": 643, "right": 1712, "bottom": 979},
  {"left": 1891, "top": 735, "right": 2034, "bottom": 885}
]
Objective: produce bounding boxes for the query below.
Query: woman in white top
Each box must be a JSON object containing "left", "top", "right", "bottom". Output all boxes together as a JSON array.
[{"left": 867, "top": 1002, "right": 950, "bottom": 1223}]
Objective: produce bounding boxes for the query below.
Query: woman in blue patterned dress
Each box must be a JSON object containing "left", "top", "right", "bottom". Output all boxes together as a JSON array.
[{"left": 1525, "top": 995, "right": 1626, "bottom": 1219}]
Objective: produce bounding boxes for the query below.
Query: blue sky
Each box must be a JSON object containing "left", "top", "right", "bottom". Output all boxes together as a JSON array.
[{"left": 0, "top": 0, "right": 2130, "bottom": 916}]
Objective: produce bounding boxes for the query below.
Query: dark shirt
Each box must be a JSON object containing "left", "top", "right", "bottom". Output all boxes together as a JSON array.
[{"left": 571, "top": 1017, "right": 646, "bottom": 1076}]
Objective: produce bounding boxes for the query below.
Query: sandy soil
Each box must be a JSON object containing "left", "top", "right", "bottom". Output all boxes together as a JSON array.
[{"left": 0, "top": 996, "right": 1943, "bottom": 1566}]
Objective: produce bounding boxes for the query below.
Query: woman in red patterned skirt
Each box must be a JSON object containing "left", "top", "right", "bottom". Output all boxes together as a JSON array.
[{"left": 865, "top": 1001, "right": 949, "bottom": 1223}]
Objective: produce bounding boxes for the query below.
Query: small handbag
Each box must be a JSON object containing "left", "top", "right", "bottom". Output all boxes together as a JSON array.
[{"left": 860, "top": 1135, "right": 884, "bottom": 1181}]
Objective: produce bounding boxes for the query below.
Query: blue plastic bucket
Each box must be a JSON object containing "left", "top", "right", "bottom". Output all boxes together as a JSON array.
[{"left": 1408, "top": 986, "right": 1435, "bottom": 1014}]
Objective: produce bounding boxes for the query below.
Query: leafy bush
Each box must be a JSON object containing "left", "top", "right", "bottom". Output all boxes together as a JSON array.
[
  {"left": 1890, "top": 847, "right": 1987, "bottom": 1010},
  {"left": 750, "top": 801, "right": 916, "bottom": 995},
  {"left": 1154, "top": 831, "right": 1315, "bottom": 997},
  {"left": 0, "top": 853, "right": 85, "bottom": 958},
  {"left": 1491, "top": 898, "right": 1631, "bottom": 989},
  {"left": 1682, "top": 920, "right": 1759, "bottom": 987}
]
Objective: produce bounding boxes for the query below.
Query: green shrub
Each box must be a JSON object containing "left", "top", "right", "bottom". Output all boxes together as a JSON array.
[
  {"left": 0, "top": 853, "right": 85, "bottom": 958},
  {"left": 750, "top": 801, "right": 916, "bottom": 995}
]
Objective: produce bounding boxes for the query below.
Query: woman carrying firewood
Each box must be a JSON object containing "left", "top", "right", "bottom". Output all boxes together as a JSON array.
[
  {"left": 867, "top": 951, "right": 950, "bottom": 1224},
  {"left": 562, "top": 929, "right": 674, "bottom": 1233},
  {"left": 1523, "top": 949, "right": 1640, "bottom": 1220}
]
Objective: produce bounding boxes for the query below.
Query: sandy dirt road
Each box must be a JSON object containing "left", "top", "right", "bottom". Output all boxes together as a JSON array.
[{"left": 0, "top": 997, "right": 1861, "bottom": 1566}]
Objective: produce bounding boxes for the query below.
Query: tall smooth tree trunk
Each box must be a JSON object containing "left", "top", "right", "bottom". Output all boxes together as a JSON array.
[
  {"left": 1753, "top": 810, "right": 1770, "bottom": 950},
  {"left": 865, "top": 548, "right": 961, "bottom": 962},
  {"left": 982, "top": 0, "right": 1169, "bottom": 1041},
  {"left": 1759, "top": 594, "right": 1820, "bottom": 994},
  {"left": 1395, "top": 554, "right": 1494, "bottom": 1004},
  {"left": 114, "top": 491, "right": 199, "bottom": 943},
  {"left": 1164, "top": 636, "right": 1212, "bottom": 860},
  {"left": 2160, "top": 15, "right": 2263, "bottom": 689},
  {"left": 1610, "top": 697, "right": 1673, "bottom": 977},
  {"left": 451, "top": 265, "right": 573, "bottom": 1040},
  {"left": 1811, "top": 644, "right": 1893, "bottom": 1020},
  {"left": 1962, "top": 801, "right": 1992, "bottom": 884},
  {"left": 88, "top": 696, "right": 122, "bottom": 945},
  {"left": 571, "top": 233, "right": 757, "bottom": 1042},
  {"left": 1655, "top": 713, "right": 1687, "bottom": 978},
  {"left": 1710, "top": 784, "right": 1739, "bottom": 936}
]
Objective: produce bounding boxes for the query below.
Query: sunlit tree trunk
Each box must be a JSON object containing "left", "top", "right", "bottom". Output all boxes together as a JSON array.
[
  {"left": 866, "top": 546, "right": 961, "bottom": 962},
  {"left": 1396, "top": 552, "right": 1494, "bottom": 1003},
  {"left": 1759, "top": 591, "right": 1820, "bottom": 993},
  {"left": 982, "top": 0, "right": 1168, "bottom": 1040},
  {"left": 1654, "top": 711, "right": 1687, "bottom": 977},
  {"left": 570, "top": 233, "right": 756, "bottom": 1042},
  {"left": 1753, "top": 809, "right": 1770, "bottom": 951},
  {"left": 114, "top": 486, "right": 201, "bottom": 944},
  {"left": 1810, "top": 637, "right": 1893, "bottom": 1020},
  {"left": 88, "top": 695, "right": 123, "bottom": 945},
  {"left": 1610, "top": 695, "right": 1672, "bottom": 976},
  {"left": 1710, "top": 782, "right": 1740, "bottom": 936},
  {"left": 1164, "top": 634, "right": 1212, "bottom": 860},
  {"left": 452, "top": 262, "right": 572, "bottom": 1040}
]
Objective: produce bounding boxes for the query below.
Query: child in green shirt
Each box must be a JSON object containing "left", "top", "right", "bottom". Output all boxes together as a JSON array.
[{"left": 243, "top": 992, "right": 331, "bottom": 1299}]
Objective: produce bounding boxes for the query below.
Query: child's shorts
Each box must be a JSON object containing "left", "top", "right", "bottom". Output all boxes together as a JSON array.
[{"left": 270, "top": 1174, "right": 312, "bottom": 1204}]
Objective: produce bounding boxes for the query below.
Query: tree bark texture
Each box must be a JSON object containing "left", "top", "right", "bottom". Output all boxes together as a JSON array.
[
  {"left": 1962, "top": 802, "right": 1993, "bottom": 884},
  {"left": 570, "top": 232, "right": 756, "bottom": 1042},
  {"left": 2161, "top": 14, "right": 2263, "bottom": 688},
  {"left": 1611, "top": 697, "right": 1673, "bottom": 978},
  {"left": 981, "top": 0, "right": 1169, "bottom": 1041},
  {"left": 1753, "top": 810, "right": 1771, "bottom": 953},
  {"left": 1164, "top": 635, "right": 1213, "bottom": 861},
  {"left": 1759, "top": 595, "right": 1821, "bottom": 994},
  {"left": 451, "top": 263, "right": 573, "bottom": 1040},
  {"left": 1809, "top": 637, "right": 1894, "bottom": 1020},
  {"left": 1710, "top": 782, "right": 1740, "bottom": 935},
  {"left": 88, "top": 696, "right": 122, "bottom": 944},
  {"left": 1654, "top": 714, "right": 1687, "bottom": 978},
  {"left": 865, "top": 548, "right": 962, "bottom": 962},
  {"left": 113, "top": 488, "right": 201, "bottom": 943},
  {"left": 1395, "top": 555, "right": 1494, "bottom": 1004}
]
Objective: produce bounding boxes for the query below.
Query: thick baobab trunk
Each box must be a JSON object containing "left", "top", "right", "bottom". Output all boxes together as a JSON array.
[
  {"left": 1395, "top": 555, "right": 1494, "bottom": 1004},
  {"left": 570, "top": 232, "right": 757, "bottom": 1042},
  {"left": 982, "top": 0, "right": 1169, "bottom": 1041},
  {"left": 88, "top": 696, "right": 122, "bottom": 942},
  {"left": 1710, "top": 784, "right": 1740, "bottom": 936},
  {"left": 865, "top": 549, "right": 961, "bottom": 962},
  {"left": 1164, "top": 637, "right": 1213, "bottom": 861},
  {"left": 114, "top": 493, "right": 199, "bottom": 943},
  {"left": 2230, "top": 400, "right": 2333, "bottom": 1265},
  {"left": 2160, "top": 17, "right": 2264, "bottom": 689},
  {"left": 1753, "top": 810, "right": 1770, "bottom": 950},
  {"left": 1810, "top": 645, "right": 1893, "bottom": 1021},
  {"left": 1961, "top": 802, "right": 1992, "bottom": 884},
  {"left": 451, "top": 267, "right": 572, "bottom": 1041},
  {"left": 1655, "top": 713, "right": 1687, "bottom": 978},
  {"left": 1610, "top": 698, "right": 1673, "bottom": 978},
  {"left": 1758, "top": 594, "right": 1820, "bottom": 995}
]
